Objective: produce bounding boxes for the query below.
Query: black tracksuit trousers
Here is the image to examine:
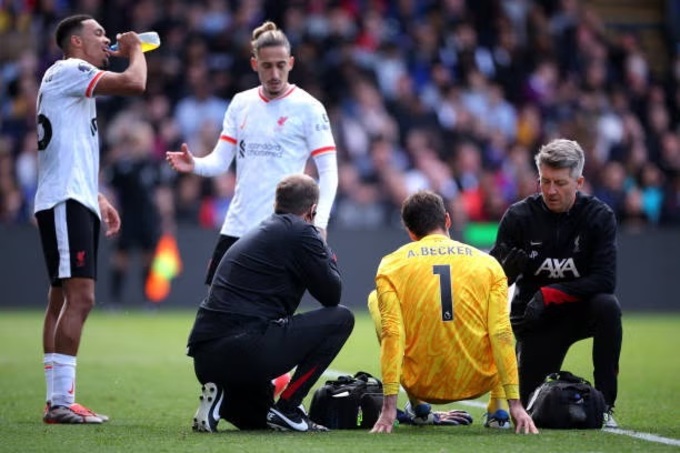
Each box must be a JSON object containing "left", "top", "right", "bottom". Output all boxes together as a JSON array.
[
  {"left": 191, "top": 305, "right": 354, "bottom": 429},
  {"left": 513, "top": 293, "right": 622, "bottom": 408}
]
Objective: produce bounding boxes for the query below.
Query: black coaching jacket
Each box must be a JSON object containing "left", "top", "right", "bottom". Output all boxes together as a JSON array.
[
  {"left": 490, "top": 192, "right": 617, "bottom": 310},
  {"left": 188, "top": 213, "right": 341, "bottom": 347}
]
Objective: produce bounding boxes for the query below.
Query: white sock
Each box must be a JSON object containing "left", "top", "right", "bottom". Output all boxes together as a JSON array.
[
  {"left": 43, "top": 353, "right": 56, "bottom": 405},
  {"left": 52, "top": 354, "right": 77, "bottom": 407}
]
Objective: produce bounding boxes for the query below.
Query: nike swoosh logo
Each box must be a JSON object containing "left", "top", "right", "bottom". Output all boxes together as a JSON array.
[
  {"left": 270, "top": 408, "right": 308, "bottom": 431},
  {"left": 68, "top": 381, "right": 75, "bottom": 395},
  {"left": 212, "top": 390, "right": 224, "bottom": 421},
  {"left": 530, "top": 241, "right": 542, "bottom": 246}
]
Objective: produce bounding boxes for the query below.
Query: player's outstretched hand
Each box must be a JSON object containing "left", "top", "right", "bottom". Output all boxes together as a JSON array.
[
  {"left": 166, "top": 143, "right": 195, "bottom": 173},
  {"left": 98, "top": 194, "right": 121, "bottom": 237}
]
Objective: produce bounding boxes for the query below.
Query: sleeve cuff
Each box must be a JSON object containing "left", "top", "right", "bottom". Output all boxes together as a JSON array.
[
  {"left": 382, "top": 383, "right": 400, "bottom": 396},
  {"left": 194, "top": 157, "right": 215, "bottom": 176},
  {"left": 503, "top": 384, "right": 520, "bottom": 400}
]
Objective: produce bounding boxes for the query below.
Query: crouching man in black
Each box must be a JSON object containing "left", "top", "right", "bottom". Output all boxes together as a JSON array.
[
  {"left": 187, "top": 174, "right": 354, "bottom": 432},
  {"left": 490, "top": 139, "right": 622, "bottom": 428}
]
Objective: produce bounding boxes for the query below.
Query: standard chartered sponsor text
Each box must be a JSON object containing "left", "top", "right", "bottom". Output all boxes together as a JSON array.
[{"left": 248, "top": 142, "right": 283, "bottom": 158}]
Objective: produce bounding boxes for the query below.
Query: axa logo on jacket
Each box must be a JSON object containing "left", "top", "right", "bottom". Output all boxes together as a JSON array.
[{"left": 534, "top": 258, "right": 581, "bottom": 279}]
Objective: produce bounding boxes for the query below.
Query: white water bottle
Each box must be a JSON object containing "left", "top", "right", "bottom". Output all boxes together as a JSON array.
[{"left": 110, "top": 31, "right": 161, "bottom": 53}]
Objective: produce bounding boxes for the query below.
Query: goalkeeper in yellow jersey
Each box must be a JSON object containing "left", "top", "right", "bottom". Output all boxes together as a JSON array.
[{"left": 369, "top": 190, "right": 538, "bottom": 434}]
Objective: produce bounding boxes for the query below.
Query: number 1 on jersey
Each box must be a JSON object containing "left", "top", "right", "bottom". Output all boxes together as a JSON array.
[{"left": 433, "top": 265, "right": 453, "bottom": 322}]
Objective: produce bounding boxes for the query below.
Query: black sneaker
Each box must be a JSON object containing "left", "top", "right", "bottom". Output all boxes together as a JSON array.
[
  {"left": 192, "top": 383, "right": 224, "bottom": 433},
  {"left": 266, "top": 404, "right": 329, "bottom": 432}
]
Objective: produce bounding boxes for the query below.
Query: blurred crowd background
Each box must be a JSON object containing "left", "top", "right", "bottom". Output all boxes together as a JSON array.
[{"left": 2, "top": 0, "right": 680, "bottom": 235}]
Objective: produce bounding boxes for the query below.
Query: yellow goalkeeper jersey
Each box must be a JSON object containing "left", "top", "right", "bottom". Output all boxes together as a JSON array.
[{"left": 370, "top": 233, "right": 519, "bottom": 402}]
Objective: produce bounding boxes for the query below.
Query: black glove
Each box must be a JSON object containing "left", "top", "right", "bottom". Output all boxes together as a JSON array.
[
  {"left": 511, "top": 315, "right": 529, "bottom": 338},
  {"left": 523, "top": 290, "right": 546, "bottom": 326},
  {"left": 511, "top": 291, "right": 545, "bottom": 338},
  {"left": 492, "top": 243, "right": 528, "bottom": 283}
]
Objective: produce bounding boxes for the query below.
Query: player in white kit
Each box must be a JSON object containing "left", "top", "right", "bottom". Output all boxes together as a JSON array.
[
  {"left": 166, "top": 20, "right": 338, "bottom": 432},
  {"left": 166, "top": 20, "right": 338, "bottom": 285},
  {"left": 34, "top": 14, "right": 147, "bottom": 424}
]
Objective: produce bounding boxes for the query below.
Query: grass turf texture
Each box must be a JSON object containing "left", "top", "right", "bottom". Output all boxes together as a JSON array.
[{"left": 1, "top": 310, "right": 679, "bottom": 452}]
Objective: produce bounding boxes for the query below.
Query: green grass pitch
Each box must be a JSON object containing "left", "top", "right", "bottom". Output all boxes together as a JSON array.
[{"left": 1, "top": 309, "right": 679, "bottom": 452}]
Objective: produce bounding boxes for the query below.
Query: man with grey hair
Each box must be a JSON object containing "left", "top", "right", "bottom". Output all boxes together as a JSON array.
[
  {"left": 187, "top": 174, "right": 353, "bottom": 433},
  {"left": 490, "top": 139, "right": 622, "bottom": 428}
]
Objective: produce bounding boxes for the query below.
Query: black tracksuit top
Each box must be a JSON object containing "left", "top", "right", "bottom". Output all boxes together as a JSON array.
[
  {"left": 189, "top": 213, "right": 341, "bottom": 345},
  {"left": 490, "top": 192, "right": 617, "bottom": 308}
]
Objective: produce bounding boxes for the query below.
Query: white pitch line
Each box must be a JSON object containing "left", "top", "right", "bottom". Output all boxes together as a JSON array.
[
  {"left": 324, "top": 369, "right": 680, "bottom": 446},
  {"left": 601, "top": 428, "right": 680, "bottom": 447}
]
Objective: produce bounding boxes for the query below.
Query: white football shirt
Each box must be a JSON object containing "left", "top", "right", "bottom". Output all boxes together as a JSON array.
[
  {"left": 193, "top": 85, "right": 337, "bottom": 237},
  {"left": 34, "top": 58, "right": 105, "bottom": 217}
]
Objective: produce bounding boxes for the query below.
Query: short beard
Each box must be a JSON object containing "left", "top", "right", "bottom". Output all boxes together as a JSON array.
[{"left": 263, "top": 87, "right": 283, "bottom": 99}]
